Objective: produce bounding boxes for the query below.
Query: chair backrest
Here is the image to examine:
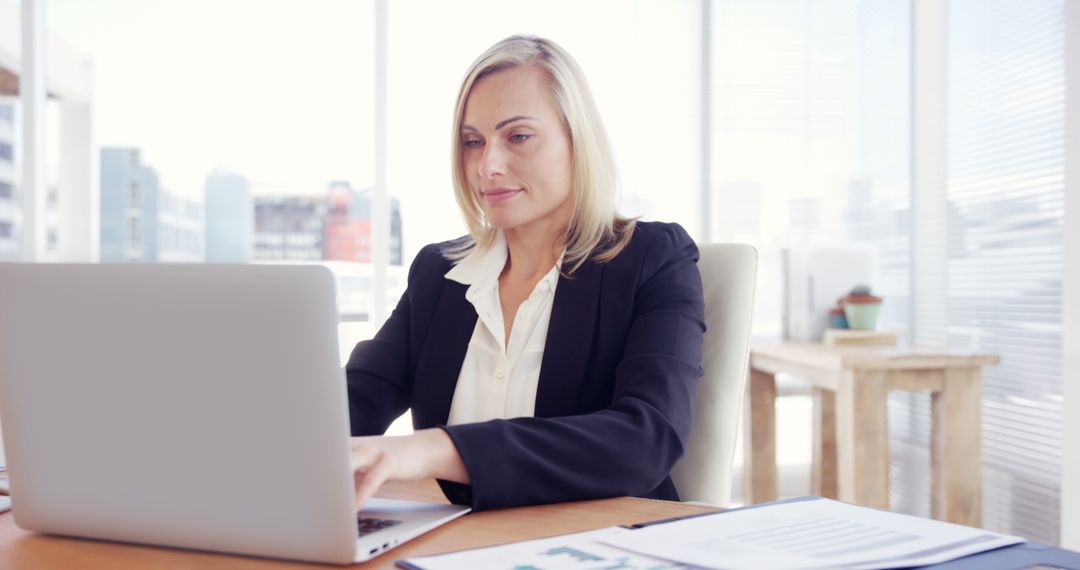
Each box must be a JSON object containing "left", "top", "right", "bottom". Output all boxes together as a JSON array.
[{"left": 670, "top": 243, "right": 757, "bottom": 506}]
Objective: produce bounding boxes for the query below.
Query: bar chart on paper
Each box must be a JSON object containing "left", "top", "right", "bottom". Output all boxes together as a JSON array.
[{"left": 399, "top": 527, "right": 693, "bottom": 570}]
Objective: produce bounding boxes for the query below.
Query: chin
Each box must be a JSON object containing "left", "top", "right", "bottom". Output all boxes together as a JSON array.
[{"left": 483, "top": 212, "right": 522, "bottom": 231}]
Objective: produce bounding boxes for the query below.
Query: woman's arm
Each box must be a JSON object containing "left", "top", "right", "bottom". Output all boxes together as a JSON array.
[
  {"left": 345, "top": 292, "right": 413, "bottom": 435},
  {"left": 345, "top": 243, "right": 449, "bottom": 435},
  {"left": 345, "top": 243, "right": 471, "bottom": 509},
  {"left": 348, "top": 429, "right": 469, "bottom": 509}
]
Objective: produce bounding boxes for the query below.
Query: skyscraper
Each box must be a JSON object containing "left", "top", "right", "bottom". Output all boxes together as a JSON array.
[
  {"left": 0, "top": 99, "right": 16, "bottom": 261},
  {"left": 100, "top": 147, "right": 204, "bottom": 262},
  {"left": 204, "top": 169, "right": 253, "bottom": 263}
]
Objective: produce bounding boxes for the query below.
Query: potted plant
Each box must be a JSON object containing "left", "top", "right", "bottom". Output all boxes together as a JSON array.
[{"left": 841, "top": 285, "right": 883, "bottom": 330}]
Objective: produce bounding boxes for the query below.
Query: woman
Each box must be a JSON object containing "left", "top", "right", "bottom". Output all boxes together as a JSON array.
[{"left": 346, "top": 35, "right": 705, "bottom": 511}]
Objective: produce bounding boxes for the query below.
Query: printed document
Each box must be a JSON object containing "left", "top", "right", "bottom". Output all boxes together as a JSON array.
[
  {"left": 600, "top": 497, "right": 1023, "bottom": 570},
  {"left": 399, "top": 527, "right": 694, "bottom": 570}
]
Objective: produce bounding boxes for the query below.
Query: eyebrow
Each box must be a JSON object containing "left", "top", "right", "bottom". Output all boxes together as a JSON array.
[{"left": 461, "top": 115, "right": 539, "bottom": 133}]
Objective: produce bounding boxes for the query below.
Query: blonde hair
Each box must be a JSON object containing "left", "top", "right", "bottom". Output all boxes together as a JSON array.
[{"left": 447, "top": 35, "right": 635, "bottom": 274}]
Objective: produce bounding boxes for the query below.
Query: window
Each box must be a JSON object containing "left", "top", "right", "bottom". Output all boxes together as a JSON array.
[
  {"left": 709, "top": 0, "right": 911, "bottom": 336},
  {"left": 50, "top": 0, "right": 375, "bottom": 269},
  {"left": 938, "top": 0, "right": 1065, "bottom": 543},
  {"left": 708, "top": 0, "right": 1067, "bottom": 543},
  {"left": 386, "top": 0, "right": 702, "bottom": 261},
  {"left": 128, "top": 216, "right": 142, "bottom": 251}
]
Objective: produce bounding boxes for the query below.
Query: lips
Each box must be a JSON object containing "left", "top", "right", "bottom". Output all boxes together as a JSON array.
[{"left": 480, "top": 187, "right": 523, "bottom": 203}]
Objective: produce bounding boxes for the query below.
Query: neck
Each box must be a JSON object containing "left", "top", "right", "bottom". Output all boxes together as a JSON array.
[{"left": 503, "top": 223, "right": 565, "bottom": 282}]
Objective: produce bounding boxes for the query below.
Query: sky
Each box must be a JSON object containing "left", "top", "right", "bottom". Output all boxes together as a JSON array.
[{"left": 47, "top": 0, "right": 376, "bottom": 198}]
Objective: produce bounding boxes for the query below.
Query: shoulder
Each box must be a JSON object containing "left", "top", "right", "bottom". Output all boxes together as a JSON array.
[
  {"left": 407, "top": 235, "right": 472, "bottom": 280},
  {"left": 587, "top": 221, "right": 698, "bottom": 295},
  {"left": 408, "top": 236, "right": 473, "bottom": 272},
  {"left": 627, "top": 221, "right": 696, "bottom": 253},
  {"left": 608, "top": 221, "right": 698, "bottom": 283}
]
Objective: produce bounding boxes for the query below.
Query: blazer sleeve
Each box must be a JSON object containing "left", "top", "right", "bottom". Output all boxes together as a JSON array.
[
  {"left": 440, "top": 224, "right": 705, "bottom": 510},
  {"left": 345, "top": 244, "right": 439, "bottom": 436}
]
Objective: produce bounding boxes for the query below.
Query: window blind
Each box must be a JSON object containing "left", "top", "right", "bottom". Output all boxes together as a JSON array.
[
  {"left": 904, "top": 0, "right": 1066, "bottom": 544},
  {"left": 710, "top": 0, "right": 1064, "bottom": 542}
]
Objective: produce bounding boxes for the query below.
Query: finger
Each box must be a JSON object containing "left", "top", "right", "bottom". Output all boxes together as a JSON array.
[{"left": 354, "top": 451, "right": 395, "bottom": 511}]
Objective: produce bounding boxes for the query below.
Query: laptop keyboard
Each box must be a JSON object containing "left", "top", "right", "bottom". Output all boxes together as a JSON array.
[{"left": 357, "top": 516, "right": 402, "bottom": 537}]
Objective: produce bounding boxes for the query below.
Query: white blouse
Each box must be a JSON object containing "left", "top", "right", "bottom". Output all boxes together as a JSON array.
[{"left": 443, "top": 231, "right": 560, "bottom": 424}]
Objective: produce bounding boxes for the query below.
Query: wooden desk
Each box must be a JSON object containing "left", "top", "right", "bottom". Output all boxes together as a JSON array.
[
  {"left": 744, "top": 341, "right": 999, "bottom": 527},
  {"left": 0, "top": 480, "right": 719, "bottom": 569}
]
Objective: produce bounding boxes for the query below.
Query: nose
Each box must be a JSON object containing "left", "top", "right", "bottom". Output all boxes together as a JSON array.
[{"left": 478, "top": 143, "right": 506, "bottom": 179}]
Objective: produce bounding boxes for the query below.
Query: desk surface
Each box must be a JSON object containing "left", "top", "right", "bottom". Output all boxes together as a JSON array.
[
  {"left": 752, "top": 340, "right": 1000, "bottom": 372},
  {"left": 0, "top": 480, "right": 719, "bottom": 569}
]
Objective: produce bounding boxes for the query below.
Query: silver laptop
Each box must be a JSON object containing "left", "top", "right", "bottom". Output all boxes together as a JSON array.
[{"left": 0, "top": 263, "right": 469, "bottom": 564}]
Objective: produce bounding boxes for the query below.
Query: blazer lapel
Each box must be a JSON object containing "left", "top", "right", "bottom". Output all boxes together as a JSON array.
[
  {"left": 534, "top": 260, "right": 603, "bottom": 417},
  {"left": 412, "top": 280, "right": 477, "bottom": 427}
]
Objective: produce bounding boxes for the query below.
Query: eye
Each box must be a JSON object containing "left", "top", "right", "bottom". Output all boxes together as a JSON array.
[
  {"left": 462, "top": 138, "right": 484, "bottom": 148},
  {"left": 509, "top": 133, "right": 532, "bottom": 143}
]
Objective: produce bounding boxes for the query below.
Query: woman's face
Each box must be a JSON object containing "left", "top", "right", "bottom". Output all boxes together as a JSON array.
[{"left": 461, "top": 65, "right": 574, "bottom": 236}]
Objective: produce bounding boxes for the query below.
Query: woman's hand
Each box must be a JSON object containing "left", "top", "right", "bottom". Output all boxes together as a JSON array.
[{"left": 349, "top": 428, "right": 470, "bottom": 510}]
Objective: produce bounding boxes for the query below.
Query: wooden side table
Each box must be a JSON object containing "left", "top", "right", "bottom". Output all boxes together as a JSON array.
[{"left": 743, "top": 341, "right": 999, "bottom": 527}]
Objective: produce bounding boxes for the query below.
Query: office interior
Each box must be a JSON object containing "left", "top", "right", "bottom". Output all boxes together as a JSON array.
[{"left": 0, "top": 0, "right": 1078, "bottom": 553}]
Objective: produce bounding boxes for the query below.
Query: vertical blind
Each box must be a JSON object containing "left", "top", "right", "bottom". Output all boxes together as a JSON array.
[
  {"left": 944, "top": 0, "right": 1065, "bottom": 544},
  {"left": 901, "top": 0, "right": 1066, "bottom": 544},
  {"left": 877, "top": 0, "right": 1065, "bottom": 544}
]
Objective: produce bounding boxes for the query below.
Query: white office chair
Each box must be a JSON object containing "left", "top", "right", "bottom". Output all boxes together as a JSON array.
[{"left": 670, "top": 243, "right": 758, "bottom": 507}]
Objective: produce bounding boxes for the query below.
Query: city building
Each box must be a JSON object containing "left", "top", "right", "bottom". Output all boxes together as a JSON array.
[
  {"left": 253, "top": 195, "right": 326, "bottom": 261},
  {"left": 0, "top": 97, "right": 64, "bottom": 262},
  {"left": 204, "top": 169, "right": 253, "bottom": 263},
  {"left": 254, "top": 182, "right": 402, "bottom": 264},
  {"left": 0, "top": 98, "right": 17, "bottom": 260},
  {"left": 0, "top": 2, "right": 96, "bottom": 261},
  {"left": 156, "top": 191, "right": 205, "bottom": 262},
  {"left": 323, "top": 181, "right": 403, "bottom": 265},
  {"left": 323, "top": 181, "right": 369, "bottom": 263},
  {"left": 100, "top": 147, "right": 204, "bottom": 262}
]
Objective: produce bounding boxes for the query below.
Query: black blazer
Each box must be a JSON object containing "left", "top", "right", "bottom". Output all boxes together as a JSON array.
[{"left": 346, "top": 221, "right": 705, "bottom": 511}]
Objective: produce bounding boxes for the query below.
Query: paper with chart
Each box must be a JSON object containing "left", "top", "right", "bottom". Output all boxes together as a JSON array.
[
  {"left": 599, "top": 497, "right": 1024, "bottom": 570},
  {"left": 399, "top": 527, "right": 697, "bottom": 570}
]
